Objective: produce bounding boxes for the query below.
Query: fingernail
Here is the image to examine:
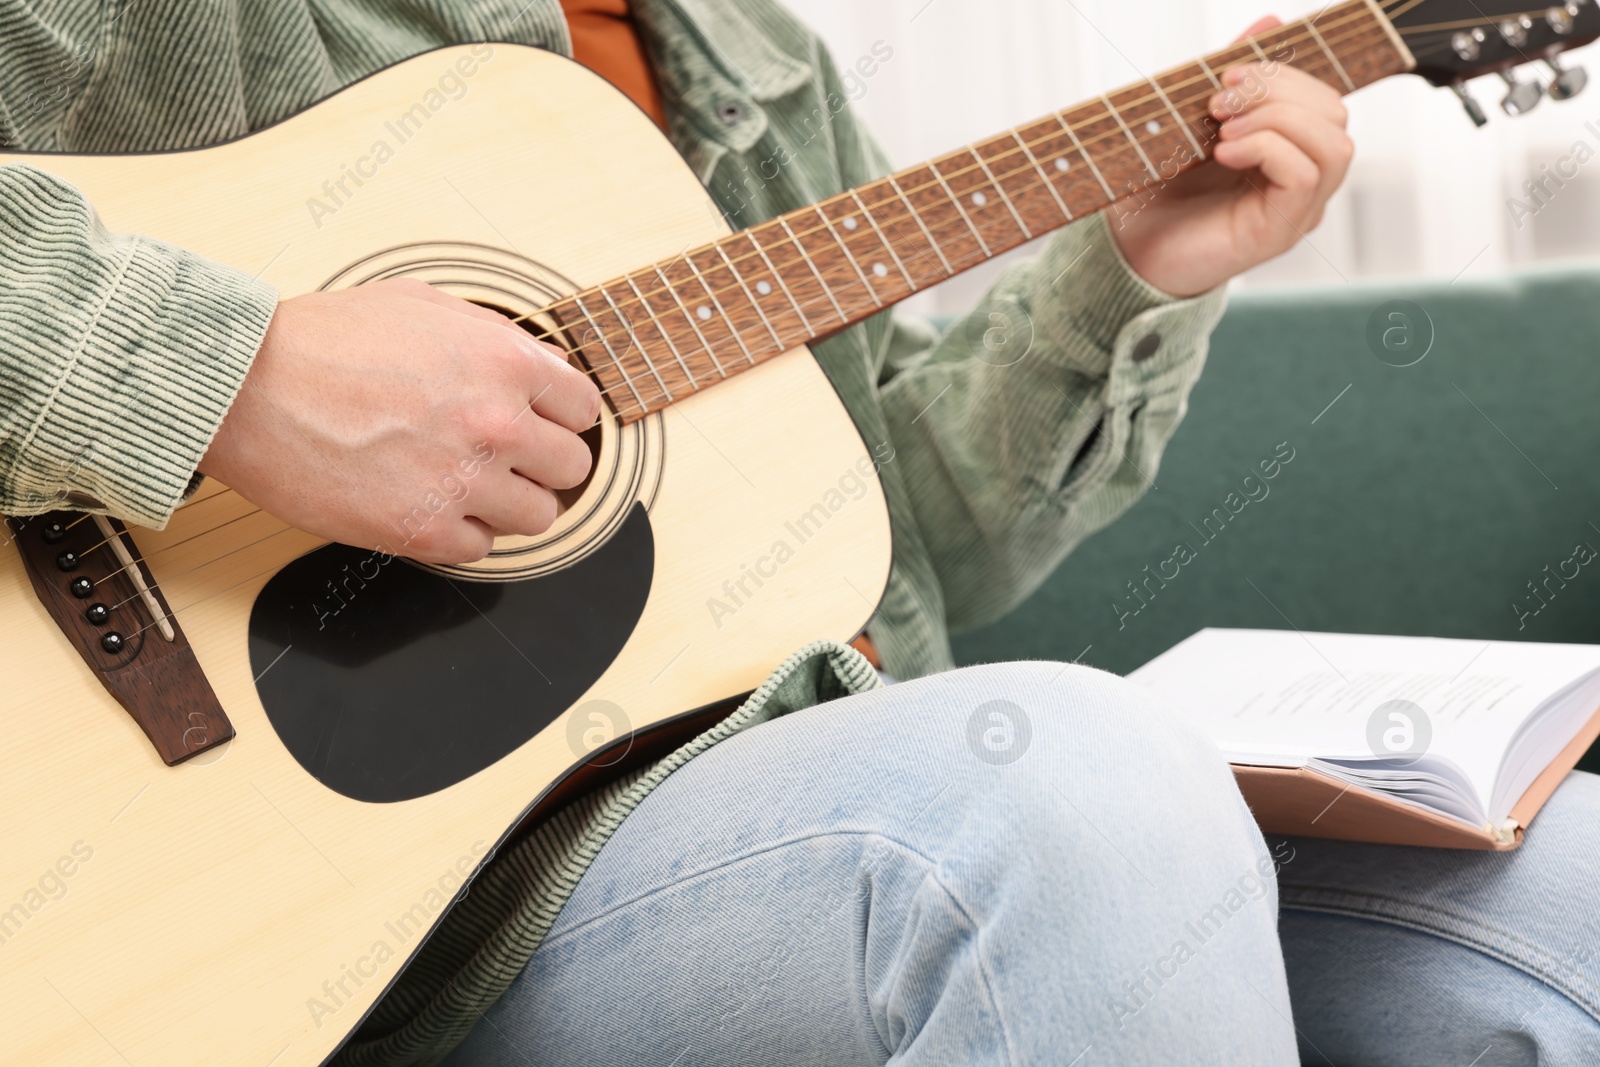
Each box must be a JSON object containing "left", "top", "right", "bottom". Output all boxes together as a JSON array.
[{"left": 1224, "top": 66, "right": 1248, "bottom": 86}]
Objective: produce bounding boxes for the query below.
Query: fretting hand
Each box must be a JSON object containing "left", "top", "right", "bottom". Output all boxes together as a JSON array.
[{"left": 1108, "top": 17, "right": 1355, "bottom": 297}]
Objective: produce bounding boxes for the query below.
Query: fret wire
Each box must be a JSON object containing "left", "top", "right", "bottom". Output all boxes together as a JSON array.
[
  {"left": 528, "top": 3, "right": 1383, "bottom": 352},
  {"left": 652, "top": 264, "right": 726, "bottom": 378},
  {"left": 925, "top": 162, "right": 992, "bottom": 258},
  {"left": 614, "top": 4, "right": 1376, "bottom": 343},
  {"left": 1196, "top": 56, "right": 1223, "bottom": 89},
  {"left": 238, "top": 13, "right": 1423, "bottom": 438},
  {"left": 713, "top": 245, "right": 785, "bottom": 348},
  {"left": 682, "top": 251, "right": 758, "bottom": 365},
  {"left": 1011, "top": 129, "right": 1073, "bottom": 223},
  {"left": 886, "top": 175, "right": 954, "bottom": 276},
  {"left": 622, "top": 275, "right": 699, "bottom": 388},
  {"left": 1248, "top": 38, "right": 1271, "bottom": 63},
  {"left": 1149, "top": 73, "right": 1207, "bottom": 157},
  {"left": 1102, "top": 94, "right": 1160, "bottom": 180},
  {"left": 969, "top": 147, "right": 1033, "bottom": 239},
  {"left": 140, "top": 14, "right": 1401, "bottom": 559},
  {"left": 744, "top": 229, "right": 815, "bottom": 335},
  {"left": 531, "top": 4, "right": 1386, "bottom": 382},
  {"left": 1054, "top": 112, "right": 1115, "bottom": 200},
  {"left": 563, "top": 45, "right": 1286, "bottom": 375},
  {"left": 1303, "top": 20, "right": 1356, "bottom": 90},
  {"left": 571, "top": 293, "right": 648, "bottom": 411},
  {"left": 848, "top": 189, "right": 917, "bottom": 289},
  {"left": 815, "top": 205, "right": 883, "bottom": 308},
  {"left": 778, "top": 217, "right": 849, "bottom": 323},
  {"left": 530, "top": 5, "right": 1380, "bottom": 347},
  {"left": 599, "top": 288, "right": 673, "bottom": 401}
]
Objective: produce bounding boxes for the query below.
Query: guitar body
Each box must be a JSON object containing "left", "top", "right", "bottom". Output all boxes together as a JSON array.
[
  {"left": 6, "top": 0, "right": 1578, "bottom": 1057},
  {"left": 0, "top": 45, "right": 891, "bottom": 1064}
]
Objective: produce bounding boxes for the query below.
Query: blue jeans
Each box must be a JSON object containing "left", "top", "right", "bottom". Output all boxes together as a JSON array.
[{"left": 443, "top": 663, "right": 1600, "bottom": 1066}]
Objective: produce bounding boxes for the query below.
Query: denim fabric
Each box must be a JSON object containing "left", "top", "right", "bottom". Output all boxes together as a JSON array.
[
  {"left": 1278, "top": 774, "right": 1600, "bottom": 1066},
  {"left": 445, "top": 662, "right": 1298, "bottom": 1065},
  {"left": 444, "top": 661, "right": 1600, "bottom": 1065}
]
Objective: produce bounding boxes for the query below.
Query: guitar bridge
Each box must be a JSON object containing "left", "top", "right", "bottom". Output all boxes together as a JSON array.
[{"left": 7, "top": 510, "right": 233, "bottom": 764}]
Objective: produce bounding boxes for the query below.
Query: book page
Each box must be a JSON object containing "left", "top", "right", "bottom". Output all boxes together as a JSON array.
[{"left": 1127, "top": 629, "right": 1600, "bottom": 816}]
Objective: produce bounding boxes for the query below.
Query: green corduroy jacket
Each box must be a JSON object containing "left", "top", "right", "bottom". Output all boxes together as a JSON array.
[{"left": 0, "top": 0, "right": 1227, "bottom": 1061}]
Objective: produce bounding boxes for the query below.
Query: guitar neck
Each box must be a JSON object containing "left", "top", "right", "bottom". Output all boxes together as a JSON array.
[{"left": 564, "top": 0, "right": 1414, "bottom": 422}]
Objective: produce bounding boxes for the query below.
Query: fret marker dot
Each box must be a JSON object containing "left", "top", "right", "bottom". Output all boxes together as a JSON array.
[
  {"left": 872, "top": 263, "right": 889, "bottom": 277},
  {"left": 696, "top": 305, "right": 712, "bottom": 320},
  {"left": 971, "top": 191, "right": 988, "bottom": 207},
  {"left": 1055, "top": 157, "right": 1070, "bottom": 172},
  {"left": 1145, "top": 120, "right": 1162, "bottom": 135},
  {"left": 756, "top": 280, "right": 772, "bottom": 296},
  {"left": 843, "top": 217, "right": 859, "bottom": 231}
]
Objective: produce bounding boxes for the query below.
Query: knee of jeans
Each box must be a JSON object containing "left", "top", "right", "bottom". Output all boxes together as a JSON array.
[{"left": 915, "top": 661, "right": 1266, "bottom": 883}]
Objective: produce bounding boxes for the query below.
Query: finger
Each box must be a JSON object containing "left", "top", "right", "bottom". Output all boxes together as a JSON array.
[
  {"left": 520, "top": 341, "right": 603, "bottom": 433},
  {"left": 1212, "top": 129, "right": 1320, "bottom": 216},
  {"left": 466, "top": 472, "right": 560, "bottom": 539},
  {"left": 502, "top": 415, "right": 594, "bottom": 491},
  {"left": 1212, "top": 64, "right": 1347, "bottom": 126},
  {"left": 405, "top": 517, "right": 495, "bottom": 565},
  {"left": 1220, "top": 102, "right": 1354, "bottom": 193}
]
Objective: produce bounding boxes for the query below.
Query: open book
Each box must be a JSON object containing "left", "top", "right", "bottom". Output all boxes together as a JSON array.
[{"left": 1127, "top": 629, "right": 1600, "bottom": 850}]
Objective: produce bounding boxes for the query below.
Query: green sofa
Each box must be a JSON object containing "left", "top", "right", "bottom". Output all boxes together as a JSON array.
[{"left": 948, "top": 264, "right": 1600, "bottom": 771}]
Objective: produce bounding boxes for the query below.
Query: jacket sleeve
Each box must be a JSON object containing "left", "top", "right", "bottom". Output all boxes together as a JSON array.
[
  {"left": 0, "top": 163, "right": 277, "bottom": 526},
  {"left": 875, "top": 216, "right": 1228, "bottom": 631},
  {"left": 816, "top": 66, "right": 1229, "bottom": 632}
]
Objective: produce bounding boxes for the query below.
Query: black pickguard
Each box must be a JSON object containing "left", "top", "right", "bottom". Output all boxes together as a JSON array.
[{"left": 248, "top": 503, "right": 653, "bottom": 802}]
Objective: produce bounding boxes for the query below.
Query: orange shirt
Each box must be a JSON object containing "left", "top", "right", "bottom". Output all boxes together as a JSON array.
[{"left": 559, "top": 0, "right": 668, "bottom": 129}]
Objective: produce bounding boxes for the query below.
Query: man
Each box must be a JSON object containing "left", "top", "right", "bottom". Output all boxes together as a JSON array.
[{"left": 3, "top": 1, "right": 1598, "bottom": 1064}]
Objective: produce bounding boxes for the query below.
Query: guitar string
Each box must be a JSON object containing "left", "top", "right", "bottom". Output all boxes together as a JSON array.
[
  {"left": 518, "top": 0, "right": 1491, "bottom": 362},
  {"left": 507, "top": 3, "right": 1393, "bottom": 354},
  {"left": 171, "top": 0, "right": 1429, "bottom": 459},
  {"left": 553, "top": 0, "right": 1531, "bottom": 362},
  {"left": 92, "top": 499, "right": 276, "bottom": 586},
  {"left": 1385, "top": 0, "right": 1434, "bottom": 23},
  {"left": 162, "top": 0, "right": 1433, "bottom": 492},
  {"left": 520, "top": 7, "right": 1422, "bottom": 416},
  {"left": 77, "top": 481, "right": 262, "bottom": 561},
  {"left": 73, "top": 0, "right": 1461, "bottom": 626},
  {"left": 137, "top": 3, "right": 1408, "bottom": 555},
  {"left": 556, "top": 1, "right": 1510, "bottom": 409},
  {"left": 521, "top": 4, "right": 1464, "bottom": 416},
  {"left": 154, "top": 12, "right": 1381, "bottom": 522}
]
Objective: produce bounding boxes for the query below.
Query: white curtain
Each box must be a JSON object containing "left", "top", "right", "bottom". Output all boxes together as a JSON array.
[{"left": 787, "top": 0, "right": 1600, "bottom": 310}]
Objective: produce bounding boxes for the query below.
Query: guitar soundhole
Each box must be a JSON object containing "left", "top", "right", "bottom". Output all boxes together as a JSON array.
[
  {"left": 317, "top": 241, "right": 665, "bottom": 583},
  {"left": 248, "top": 503, "right": 655, "bottom": 803}
]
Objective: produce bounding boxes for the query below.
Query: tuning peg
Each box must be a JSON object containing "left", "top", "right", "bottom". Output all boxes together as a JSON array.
[
  {"left": 1546, "top": 56, "right": 1589, "bottom": 100},
  {"left": 1454, "top": 82, "right": 1489, "bottom": 126},
  {"left": 1500, "top": 69, "right": 1545, "bottom": 116}
]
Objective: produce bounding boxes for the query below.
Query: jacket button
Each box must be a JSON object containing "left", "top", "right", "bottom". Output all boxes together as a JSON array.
[
  {"left": 1131, "top": 333, "right": 1162, "bottom": 362},
  {"left": 717, "top": 101, "right": 746, "bottom": 125}
]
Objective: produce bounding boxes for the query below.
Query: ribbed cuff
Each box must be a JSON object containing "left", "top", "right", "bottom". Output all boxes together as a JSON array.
[
  {"left": 8, "top": 233, "right": 276, "bottom": 527},
  {"left": 1027, "top": 212, "right": 1226, "bottom": 380}
]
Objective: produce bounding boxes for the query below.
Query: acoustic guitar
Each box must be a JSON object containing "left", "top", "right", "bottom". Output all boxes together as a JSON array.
[{"left": 1, "top": 1, "right": 1591, "bottom": 1062}]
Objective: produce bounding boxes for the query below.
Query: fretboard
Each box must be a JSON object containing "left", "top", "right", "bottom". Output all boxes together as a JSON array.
[{"left": 556, "top": 0, "right": 1413, "bottom": 422}]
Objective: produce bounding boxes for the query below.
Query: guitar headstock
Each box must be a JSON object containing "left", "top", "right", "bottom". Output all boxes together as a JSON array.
[{"left": 1382, "top": 0, "right": 1600, "bottom": 122}]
